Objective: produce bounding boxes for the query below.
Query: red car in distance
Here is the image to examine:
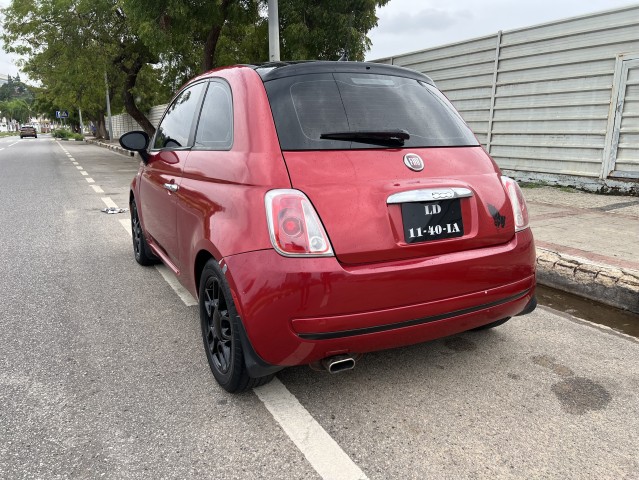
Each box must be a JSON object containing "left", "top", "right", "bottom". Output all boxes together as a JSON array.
[{"left": 120, "top": 61, "right": 536, "bottom": 393}]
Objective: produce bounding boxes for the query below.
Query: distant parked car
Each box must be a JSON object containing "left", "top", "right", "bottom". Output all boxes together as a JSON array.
[
  {"left": 120, "top": 61, "right": 537, "bottom": 393},
  {"left": 20, "top": 125, "right": 37, "bottom": 139}
]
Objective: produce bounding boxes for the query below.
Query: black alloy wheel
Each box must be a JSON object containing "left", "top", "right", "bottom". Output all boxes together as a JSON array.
[
  {"left": 203, "top": 276, "right": 233, "bottom": 375},
  {"left": 198, "top": 259, "right": 274, "bottom": 393},
  {"left": 130, "top": 199, "right": 157, "bottom": 266}
]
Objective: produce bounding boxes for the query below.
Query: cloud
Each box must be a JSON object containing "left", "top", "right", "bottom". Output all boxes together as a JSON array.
[{"left": 377, "top": 8, "right": 473, "bottom": 34}]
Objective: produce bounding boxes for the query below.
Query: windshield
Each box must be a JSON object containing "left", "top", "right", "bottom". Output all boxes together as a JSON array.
[{"left": 264, "top": 72, "right": 479, "bottom": 150}]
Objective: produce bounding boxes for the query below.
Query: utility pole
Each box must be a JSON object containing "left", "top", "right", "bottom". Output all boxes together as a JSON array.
[
  {"left": 104, "top": 72, "right": 114, "bottom": 140},
  {"left": 78, "top": 108, "right": 84, "bottom": 135},
  {"left": 268, "top": 0, "right": 280, "bottom": 62}
]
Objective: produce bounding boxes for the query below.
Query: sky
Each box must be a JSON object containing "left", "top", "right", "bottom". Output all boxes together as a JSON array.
[{"left": 0, "top": 0, "right": 638, "bottom": 78}]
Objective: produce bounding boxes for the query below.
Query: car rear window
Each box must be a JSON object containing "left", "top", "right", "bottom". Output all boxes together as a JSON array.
[{"left": 264, "top": 73, "right": 479, "bottom": 150}]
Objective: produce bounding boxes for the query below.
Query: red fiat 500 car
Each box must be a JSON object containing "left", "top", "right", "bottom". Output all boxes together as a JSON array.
[{"left": 120, "top": 61, "right": 536, "bottom": 393}]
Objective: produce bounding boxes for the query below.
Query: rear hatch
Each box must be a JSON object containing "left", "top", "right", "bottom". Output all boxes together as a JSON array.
[{"left": 262, "top": 64, "right": 515, "bottom": 265}]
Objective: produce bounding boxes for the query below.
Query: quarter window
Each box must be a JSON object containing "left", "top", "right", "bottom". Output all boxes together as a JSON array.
[
  {"left": 153, "top": 82, "right": 206, "bottom": 149},
  {"left": 195, "top": 81, "right": 233, "bottom": 150}
]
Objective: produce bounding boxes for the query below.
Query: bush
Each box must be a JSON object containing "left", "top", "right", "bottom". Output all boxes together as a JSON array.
[{"left": 52, "top": 129, "right": 83, "bottom": 141}]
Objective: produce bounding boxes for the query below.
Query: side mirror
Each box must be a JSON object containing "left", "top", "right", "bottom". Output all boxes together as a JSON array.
[{"left": 119, "top": 130, "right": 150, "bottom": 162}]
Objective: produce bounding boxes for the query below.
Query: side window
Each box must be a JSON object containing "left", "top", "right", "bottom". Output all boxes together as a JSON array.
[
  {"left": 194, "top": 81, "right": 233, "bottom": 150},
  {"left": 153, "top": 82, "right": 206, "bottom": 149}
]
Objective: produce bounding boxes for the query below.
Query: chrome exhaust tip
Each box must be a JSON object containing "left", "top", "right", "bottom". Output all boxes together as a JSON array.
[{"left": 321, "top": 354, "right": 356, "bottom": 374}]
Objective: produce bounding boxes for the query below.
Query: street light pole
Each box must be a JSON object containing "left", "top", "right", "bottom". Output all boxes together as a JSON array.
[
  {"left": 104, "top": 72, "right": 114, "bottom": 140},
  {"left": 78, "top": 108, "right": 84, "bottom": 135},
  {"left": 268, "top": 0, "right": 280, "bottom": 62}
]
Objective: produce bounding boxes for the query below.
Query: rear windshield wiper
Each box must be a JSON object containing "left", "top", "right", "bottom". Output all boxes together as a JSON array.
[{"left": 320, "top": 129, "right": 410, "bottom": 146}]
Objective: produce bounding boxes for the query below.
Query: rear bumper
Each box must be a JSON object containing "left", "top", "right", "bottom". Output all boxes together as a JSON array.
[{"left": 222, "top": 228, "right": 536, "bottom": 367}]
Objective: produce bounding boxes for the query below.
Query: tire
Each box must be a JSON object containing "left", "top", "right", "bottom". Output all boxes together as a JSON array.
[
  {"left": 471, "top": 317, "right": 510, "bottom": 331},
  {"left": 130, "top": 199, "right": 158, "bottom": 266},
  {"left": 199, "top": 259, "right": 274, "bottom": 393}
]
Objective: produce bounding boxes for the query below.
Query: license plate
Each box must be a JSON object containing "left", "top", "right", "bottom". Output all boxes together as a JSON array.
[{"left": 401, "top": 199, "right": 464, "bottom": 243}]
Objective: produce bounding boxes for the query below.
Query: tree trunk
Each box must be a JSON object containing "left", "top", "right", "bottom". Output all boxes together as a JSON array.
[
  {"left": 201, "top": 0, "right": 231, "bottom": 72},
  {"left": 122, "top": 60, "right": 156, "bottom": 138},
  {"left": 96, "top": 112, "right": 108, "bottom": 139}
]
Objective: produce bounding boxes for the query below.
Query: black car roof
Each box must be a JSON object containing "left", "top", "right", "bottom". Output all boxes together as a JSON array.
[{"left": 252, "top": 61, "right": 434, "bottom": 85}]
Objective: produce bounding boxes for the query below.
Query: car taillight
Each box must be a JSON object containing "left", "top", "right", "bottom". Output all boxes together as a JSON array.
[
  {"left": 501, "top": 176, "right": 530, "bottom": 232},
  {"left": 265, "top": 189, "right": 334, "bottom": 257}
]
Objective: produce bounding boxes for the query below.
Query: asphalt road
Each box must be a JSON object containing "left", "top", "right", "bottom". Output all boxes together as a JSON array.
[{"left": 1, "top": 136, "right": 638, "bottom": 479}]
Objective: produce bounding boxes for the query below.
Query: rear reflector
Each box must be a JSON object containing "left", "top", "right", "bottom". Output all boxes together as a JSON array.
[{"left": 265, "top": 189, "right": 334, "bottom": 257}]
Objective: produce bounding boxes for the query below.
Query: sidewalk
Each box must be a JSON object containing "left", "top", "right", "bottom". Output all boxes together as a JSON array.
[
  {"left": 85, "top": 138, "right": 638, "bottom": 313},
  {"left": 523, "top": 185, "right": 639, "bottom": 313}
]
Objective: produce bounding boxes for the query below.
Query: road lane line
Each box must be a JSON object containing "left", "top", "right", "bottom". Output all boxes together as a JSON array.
[
  {"left": 85, "top": 178, "right": 95, "bottom": 183},
  {"left": 8, "top": 142, "right": 18, "bottom": 147},
  {"left": 90, "top": 147, "right": 366, "bottom": 478},
  {"left": 254, "top": 378, "right": 368, "bottom": 480},
  {"left": 116, "top": 218, "right": 197, "bottom": 306},
  {"left": 119, "top": 218, "right": 132, "bottom": 235},
  {"left": 91, "top": 185, "right": 104, "bottom": 193},
  {"left": 76, "top": 166, "right": 83, "bottom": 170},
  {"left": 101, "top": 197, "right": 118, "bottom": 209},
  {"left": 81, "top": 171, "right": 88, "bottom": 176},
  {"left": 154, "top": 265, "right": 198, "bottom": 306}
]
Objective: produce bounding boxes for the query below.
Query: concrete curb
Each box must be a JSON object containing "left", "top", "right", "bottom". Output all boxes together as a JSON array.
[
  {"left": 536, "top": 247, "right": 639, "bottom": 314},
  {"left": 85, "top": 138, "right": 134, "bottom": 157}
]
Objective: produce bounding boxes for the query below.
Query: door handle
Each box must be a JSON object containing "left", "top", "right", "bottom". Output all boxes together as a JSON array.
[{"left": 163, "top": 183, "right": 179, "bottom": 192}]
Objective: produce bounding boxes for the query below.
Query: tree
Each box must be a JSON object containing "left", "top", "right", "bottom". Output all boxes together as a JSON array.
[
  {"left": 1, "top": 0, "right": 167, "bottom": 138},
  {"left": 279, "top": 0, "right": 389, "bottom": 61},
  {"left": 3, "top": 0, "right": 388, "bottom": 137},
  {"left": 121, "top": 0, "right": 388, "bottom": 83}
]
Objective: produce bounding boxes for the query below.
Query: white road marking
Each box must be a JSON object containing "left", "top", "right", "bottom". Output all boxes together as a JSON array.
[
  {"left": 90, "top": 152, "right": 365, "bottom": 478},
  {"left": 72, "top": 162, "right": 79, "bottom": 165},
  {"left": 101, "top": 197, "right": 118, "bottom": 209},
  {"left": 81, "top": 171, "right": 88, "bottom": 176},
  {"left": 116, "top": 216, "right": 197, "bottom": 306},
  {"left": 255, "top": 378, "right": 369, "bottom": 480},
  {"left": 115, "top": 218, "right": 198, "bottom": 307},
  {"left": 85, "top": 178, "right": 95, "bottom": 184},
  {"left": 8, "top": 142, "right": 19, "bottom": 147},
  {"left": 76, "top": 166, "right": 83, "bottom": 170},
  {"left": 154, "top": 265, "right": 198, "bottom": 306},
  {"left": 0, "top": 148, "right": 4, "bottom": 151},
  {"left": 119, "top": 218, "right": 132, "bottom": 235}
]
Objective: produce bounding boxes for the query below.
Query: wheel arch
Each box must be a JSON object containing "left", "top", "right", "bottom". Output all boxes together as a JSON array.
[{"left": 194, "top": 249, "right": 216, "bottom": 299}]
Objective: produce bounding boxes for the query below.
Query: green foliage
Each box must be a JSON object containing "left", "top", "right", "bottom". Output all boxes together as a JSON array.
[
  {"left": 2, "top": 0, "right": 160, "bottom": 135},
  {"left": 120, "top": 0, "right": 389, "bottom": 78},
  {"left": 279, "top": 0, "right": 389, "bottom": 61},
  {"left": 0, "top": 75, "right": 35, "bottom": 102},
  {"left": 52, "top": 128, "right": 84, "bottom": 140},
  {"left": 0, "top": 98, "right": 32, "bottom": 123},
  {"left": 2, "top": 0, "right": 389, "bottom": 133}
]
